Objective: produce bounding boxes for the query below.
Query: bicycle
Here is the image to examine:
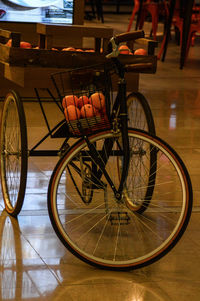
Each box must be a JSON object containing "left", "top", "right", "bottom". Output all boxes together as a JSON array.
[
  {"left": 47, "top": 31, "right": 193, "bottom": 270},
  {"left": 0, "top": 30, "right": 192, "bottom": 271}
]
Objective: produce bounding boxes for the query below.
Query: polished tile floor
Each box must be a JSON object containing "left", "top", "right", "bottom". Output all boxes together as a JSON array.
[{"left": 1, "top": 12, "right": 200, "bottom": 301}]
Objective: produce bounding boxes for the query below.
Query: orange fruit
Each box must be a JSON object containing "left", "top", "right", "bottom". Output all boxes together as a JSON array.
[
  {"left": 78, "top": 95, "right": 90, "bottom": 109},
  {"left": 62, "top": 47, "right": 76, "bottom": 51},
  {"left": 6, "top": 39, "right": 12, "bottom": 47},
  {"left": 89, "top": 92, "right": 105, "bottom": 111},
  {"left": 85, "top": 49, "right": 95, "bottom": 52},
  {"left": 20, "top": 41, "right": 32, "bottom": 48},
  {"left": 119, "top": 45, "right": 130, "bottom": 55},
  {"left": 64, "top": 105, "right": 80, "bottom": 121},
  {"left": 62, "top": 95, "right": 79, "bottom": 108},
  {"left": 134, "top": 48, "right": 147, "bottom": 55},
  {"left": 81, "top": 104, "right": 98, "bottom": 118}
]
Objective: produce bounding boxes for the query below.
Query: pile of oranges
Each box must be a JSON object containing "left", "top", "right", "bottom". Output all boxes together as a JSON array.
[
  {"left": 62, "top": 47, "right": 95, "bottom": 52},
  {"left": 62, "top": 92, "right": 106, "bottom": 122},
  {"left": 6, "top": 39, "right": 148, "bottom": 56}
]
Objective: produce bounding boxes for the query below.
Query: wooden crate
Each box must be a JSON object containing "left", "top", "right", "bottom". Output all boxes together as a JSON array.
[
  {"left": 0, "top": 24, "right": 114, "bottom": 97},
  {"left": 0, "top": 24, "right": 114, "bottom": 67},
  {"left": 37, "top": 23, "right": 113, "bottom": 50},
  {"left": 0, "top": 25, "right": 157, "bottom": 98}
]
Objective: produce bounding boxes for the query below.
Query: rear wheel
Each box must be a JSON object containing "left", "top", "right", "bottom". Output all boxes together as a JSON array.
[
  {"left": 119, "top": 92, "right": 157, "bottom": 213},
  {"left": 48, "top": 129, "right": 192, "bottom": 271},
  {"left": 127, "top": 92, "right": 155, "bottom": 135},
  {"left": 0, "top": 91, "right": 28, "bottom": 216}
]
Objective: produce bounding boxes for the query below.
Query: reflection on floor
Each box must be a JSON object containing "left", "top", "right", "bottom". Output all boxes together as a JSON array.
[{"left": 1, "top": 13, "right": 200, "bottom": 301}]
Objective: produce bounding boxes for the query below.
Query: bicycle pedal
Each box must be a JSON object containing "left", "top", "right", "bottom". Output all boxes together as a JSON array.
[{"left": 109, "top": 212, "right": 130, "bottom": 225}]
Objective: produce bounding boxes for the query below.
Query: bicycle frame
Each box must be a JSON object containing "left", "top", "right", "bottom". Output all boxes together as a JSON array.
[
  {"left": 27, "top": 31, "right": 150, "bottom": 201},
  {"left": 28, "top": 88, "right": 70, "bottom": 157},
  {"left": 76, "top": 57, "right": 131, "bottom": 202}
]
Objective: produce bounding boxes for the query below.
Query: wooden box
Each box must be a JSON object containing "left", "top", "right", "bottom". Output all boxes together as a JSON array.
[{"left": 0, "top": 25, "right": 157, "bottom": 98}]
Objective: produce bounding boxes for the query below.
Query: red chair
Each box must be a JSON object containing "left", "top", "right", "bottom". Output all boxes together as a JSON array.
[
  {"left": 127, "top": 0, "right": 168, "bottom": 40},
  {"left": 127, "top": 0, "right": 141, "bottom": 32},
  {"left": 172, "top": 0, "right": 200, "bottom": 61}
]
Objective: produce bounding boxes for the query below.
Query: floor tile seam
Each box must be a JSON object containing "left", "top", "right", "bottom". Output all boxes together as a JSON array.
[
  {"left": 0, "top": 213, "right": 62, "bottom": 286},
  {"left": 18, "top": 210, "right": 49, "bottom": 216},
  {"left": 18, "top": 231, "right": 62, "bottom": 285},
  {"left": 146, "top": 75, "right": 200, "bottom": 79},
  {"left": 56, "top": 278, "right": 154, "bottom": 287},
  {"left": 152, "top": 279, "right": 200, "bottom": 285},
  {"left": 27, "top": 162, "right": 52, "bottom": 179},
  {"left": 191, "top": 207, "right": 200, "bottom": 212},
  {"left": 17, "top": 206, "right": 200, "bottom": 217}
]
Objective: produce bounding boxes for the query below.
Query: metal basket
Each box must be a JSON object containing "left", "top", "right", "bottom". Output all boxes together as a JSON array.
[{"left": 51, "top": 63, "right": 113, "bottom": 137}]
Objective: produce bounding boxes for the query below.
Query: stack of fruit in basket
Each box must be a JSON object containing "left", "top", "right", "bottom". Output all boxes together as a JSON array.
[{"left": 62, "top": 92, "right": 108, "bottom": 128}]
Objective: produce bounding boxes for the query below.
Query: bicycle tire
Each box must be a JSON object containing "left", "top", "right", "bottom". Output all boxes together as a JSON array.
[
  {"left": 127, "top": 91, "right": 156, "bottom": 135},
  {"left": 118, "top": 92, "right": 157, "bottom": 213},
  {"left": 0, "top": 91, "right": 28, "bottom": 216},
  {"left": 48, "top": 128, "right": 192, "bottom": 271}
]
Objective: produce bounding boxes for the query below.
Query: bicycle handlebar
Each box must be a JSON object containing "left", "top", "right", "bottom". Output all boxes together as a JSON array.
[
  {"left": 106, "top": 30, "right": 157, "bottom": 73},
  {"left": 114, "top": 30, "right": 145, "bottom": 45},
  {"left": 106, "top": 30, "right": 146, "bottom": 59}
]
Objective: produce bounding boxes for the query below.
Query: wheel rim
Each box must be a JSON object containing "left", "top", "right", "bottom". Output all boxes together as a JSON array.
[
  {"left": 49, "top": 130, "right": 191, "bottom": 269},
  {"left": 117, "top": 138, "right": 156, "bottom": 213},
  {"left": 0, "top": 93, "right": 27, "bottom": 214},
  {"left": 117, "top": 93, "right": 156, "bottom": 213},
  {"left": 127, "top": 93, "right": 155, "bottom": 133}
]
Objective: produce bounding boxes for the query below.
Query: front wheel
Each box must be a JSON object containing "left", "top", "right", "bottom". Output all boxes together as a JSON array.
[{"left": 48, "top": 129, "right": 192, "bottom": 271}]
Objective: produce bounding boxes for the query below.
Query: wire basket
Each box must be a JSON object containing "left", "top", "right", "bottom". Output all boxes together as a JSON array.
[{"left": 51, "top": 63, "right": 113, "bottom": 137}]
